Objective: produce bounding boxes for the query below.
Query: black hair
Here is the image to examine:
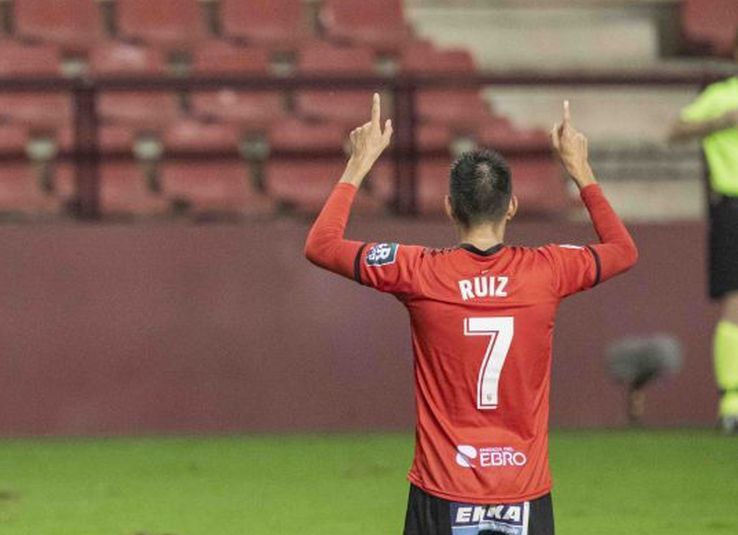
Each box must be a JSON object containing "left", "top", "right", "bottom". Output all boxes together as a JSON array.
[{"left": 449, "top": 149, "right": 512, "bottom": 227}]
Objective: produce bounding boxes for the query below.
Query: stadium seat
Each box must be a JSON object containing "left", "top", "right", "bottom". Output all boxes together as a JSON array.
[
  {"left": 477, "top": 119, "right": 551, "bottom": 153},
  {"left": 400, "top": 41, "right": 491, "bottom": 127},
  {"left": 161, "top": 162, "right": 275, "bottom": 217},
  {"left": 0, "top": 41, "right": 70, "bottom": 127},
  {"left": 0, "top": 164, "right": 61, "bottom": 216},
  {"left": 116, "top": 0, "right": 206, "bottom": 49},
  {"left": 505, "top": 158, "right": 570, "bottom": 215},
  {"left": 682, "top": 0, "right": 738, "bottom": 57},
  {"left": 97, "top": 92, "right": 180, "bottom": 129},
  {"left": 295, "top": 42, "right": 377, "bottom": 124},
  {"left": 266, "top": 160, "right": 382, "bottom": 213},
  {"left": 0, "top": 124, "right": 29, "bottom": 152},
  {"left": 99, "top": 163, "right": 169, "bottom": 217},
  {"left": 191, "top": 41, "right": 271, "bottom": 74},
  {"left": 417, "top": 123, "right": 454, "bottom": 152},
  {"left": 14, "top": 0, "right": 104, "bottom": 51},
  {"left": 189, "top": 42, "right": 282, "bottom": 127},
  {"left": 162, "top": 118, "right": 241, "bottom": 153},
  {"left": 268, "top": 118, "right": 346, "bottom": 152},
  {"left": 220, "top": 0, "right": 310, "bottom": 47},
  {"left": 89, "top": 43, "right": 177, "bottom": 129},
  {"left": 190, "top": 90, "right": 284, "bottom": 127},
  {"left": 88, "top": 42, "right": 167, "bottom": 75},
  {"left": 320, "top": 0, "right": 413, "bottom": 51}
]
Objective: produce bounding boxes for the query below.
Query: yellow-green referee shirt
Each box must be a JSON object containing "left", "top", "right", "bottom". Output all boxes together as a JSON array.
[{"left": 681, "top": 77, "right": 738, "bottom": 197}]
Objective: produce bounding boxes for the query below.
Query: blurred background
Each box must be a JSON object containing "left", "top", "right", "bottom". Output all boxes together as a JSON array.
[{"left": 0, "top": 0, "right": 736, "bottom": 534}]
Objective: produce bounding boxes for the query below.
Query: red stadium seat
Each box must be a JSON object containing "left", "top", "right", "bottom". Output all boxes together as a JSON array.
[
  {"left": 682, "top": 0, "right": 738, "bottom": 57},
  {"left": 0, "top": 164, "right": 61, "bottom": 216},
  {"left": 116, "top": 0, "right": 206, "bottom": 50},
  {"left": 0, "top": 41, "right": 69, "bottom": 127},
  {"left": 295, "top": 42, "right": 376, "bottom": 124},
  {"left": 266, "top": 160, "right": 382, "bottom": 212},
  {"left": 320, "top": 0, "right": 412, "bottom": 51},
  {"left": 191, "top": 90, "right": 284, "bottom": 127},
  {"left": 505, "top": 157, "right": 569, "bottom": 215},
  {"left": 401, "top": 41, "right": 490, "bottom": 128},
  {"left": 161, "top": 162, "right": 275, "bottom": 216},
  {"left": 88, "top": 42, "right": 167, "bottom": 75},
  {"left": 90, "top": 43, "right": 176, "bottom": 129},
  {"left": 191, "top": 41, "right": 271, "bottom": 74},
  {"left": 98, "top": 92, "right": 180, "bottom": 129},
  {"left": 14, "top": 0, "right": 104, "bottom": 51},
  {"left": 162, "top": 118, "right": 241, "bottom": 152},
  {"left": 477, "top": 119, "right": 551, "bottom": 152},
  {"left": 99, "top": 163, "right": 169, "bottom": 217},
  {"left": 190, "top": 42, "right": 281, "bottom": 127},
  {"left": 417, "top": 123, "right": 454, "bottom": 152},
  {"left": 268, "top": 118, "right": 346, "bottom": 152},
  {"left": 0, "top": 40, "right": 60, "bottom": 75},
  {"left": 0, "top": 124, "right": 29, "bottom": 152},
  {"left": 220, "top": 0, "right": 310, "bottom": 47}
]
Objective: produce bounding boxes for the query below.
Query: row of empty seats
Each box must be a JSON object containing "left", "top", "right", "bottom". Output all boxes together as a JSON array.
[
  {"left": 0, "top": 0, "right": 568, "bottom": 220},
  {"left": 5, "top": 0, "right": 409, "bottom": 52},
  {"left": 0, "top": 157, "right": 569, "bottom": 221}
]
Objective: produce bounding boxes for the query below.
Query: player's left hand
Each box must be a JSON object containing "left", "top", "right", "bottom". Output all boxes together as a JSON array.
[{"left": 340, "top": 93, "right": 393, "bottom": 186}]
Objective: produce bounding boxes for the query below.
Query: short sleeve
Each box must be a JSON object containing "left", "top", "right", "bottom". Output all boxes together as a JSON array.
[
  {"left": 354, "top": 242, "right": 424, "bottom": 295},
  {"left": 541, "top": 244, "right": 600, "bottom": 298},
  {"left": 681, "top": 83, "right": 728, "bottom": 123}
]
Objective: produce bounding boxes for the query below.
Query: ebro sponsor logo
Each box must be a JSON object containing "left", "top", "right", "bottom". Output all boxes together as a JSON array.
[{"left": 455, "top": 445, "right": 527, "bottom": 468}]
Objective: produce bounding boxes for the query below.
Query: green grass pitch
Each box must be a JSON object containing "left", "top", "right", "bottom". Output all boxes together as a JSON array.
[{"left": 0, "top": 430, "right": 735, "bottom": 534}]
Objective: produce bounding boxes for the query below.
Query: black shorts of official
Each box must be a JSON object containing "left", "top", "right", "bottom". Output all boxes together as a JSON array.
[
  {"left": 404, "top": 484, "right": 554, "bottom": 535},
  {"left": 709, "top": 195, "right": 738, "bottom": 300}
]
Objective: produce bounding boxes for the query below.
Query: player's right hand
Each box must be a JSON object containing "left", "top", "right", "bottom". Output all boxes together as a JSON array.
[
  {"left": 551, "top": 101, "right": 596, "bottom": 189},
  {"left": 348, "top": 93, "right": 393, "bottom": 171}
]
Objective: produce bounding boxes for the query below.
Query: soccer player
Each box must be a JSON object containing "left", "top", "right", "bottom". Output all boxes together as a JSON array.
[
  {"left": 305, "top": 94, "right": 638, "bottom": 535},
  {"left": 670, "top": 55, "right": 738, "bottom": 433}
]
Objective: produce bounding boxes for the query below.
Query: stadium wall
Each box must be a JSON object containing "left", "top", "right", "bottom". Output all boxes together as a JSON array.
[{"left": 0, "top": 218, "right": 718, "bottom": 436}]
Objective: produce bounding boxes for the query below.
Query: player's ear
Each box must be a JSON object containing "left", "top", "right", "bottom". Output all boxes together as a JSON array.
[
  {"left": 444, "top": 195, "right": 456, "bottom": 223},
  {"left": 506, "top": 195, "right": 518, "bottom": 221}
]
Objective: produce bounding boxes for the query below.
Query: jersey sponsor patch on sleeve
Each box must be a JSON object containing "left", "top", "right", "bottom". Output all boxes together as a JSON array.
[{"left": 365, "top": 242, "right": 398, "bottom": 267}]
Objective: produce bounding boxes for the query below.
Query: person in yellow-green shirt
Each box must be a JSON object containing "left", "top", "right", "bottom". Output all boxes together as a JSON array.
[{"left": 670, "top": 65, "right": 738, "bottom": 433}]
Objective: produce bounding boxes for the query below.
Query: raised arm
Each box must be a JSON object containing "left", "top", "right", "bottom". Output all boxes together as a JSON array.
[
  {"left": 669, "top": 109, "right": 738, "bottom": 143},
  {"left": 550, "top": 101, "right": 638, "bottom": 289},
  {"left": 304, "top": 93, "right": 393, "bottom": 278}
]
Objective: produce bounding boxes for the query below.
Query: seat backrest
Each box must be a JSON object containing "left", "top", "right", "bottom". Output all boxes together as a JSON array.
[
  {"left": 88, "top": 43, "right": 167, "bottom": 74},
  {"left": 401, "top": 40, "right": 476, "bottom": 74},
  {"left": 117, "top": 0, "right": 205, "bottom": 45},
  {"left": 192, "top": 42, "right": 271, "bottom": 74},
  {"left": 321, "top": 0, "right": 406, "bottom": 29},
  {"left": 15, "top": 0, "right": 103, "bottom": 38},
  {"left": 0, "top": 41, "right": 60, "bottom": 76},
  {"left": 297, "top": 42, "right": 376, "bottom": 73},
  {"left": 221, "top": 0, "right": 304, "bottom": 29}
]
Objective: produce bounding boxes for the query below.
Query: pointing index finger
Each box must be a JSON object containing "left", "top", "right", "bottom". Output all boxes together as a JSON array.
[
  {"left": 371, "top": 92, "right": 381, "bottom": 128},
  {"left": 563, "top": 100, "right": 571, "bottom": 126}
]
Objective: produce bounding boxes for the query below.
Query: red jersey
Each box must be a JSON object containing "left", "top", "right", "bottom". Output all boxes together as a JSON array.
[{"left": 305, "top": 182, "right": 637, "bottom": 504}]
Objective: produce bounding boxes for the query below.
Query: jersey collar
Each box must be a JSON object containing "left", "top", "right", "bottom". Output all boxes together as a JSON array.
[{"left": 458, "top": 243, "right": 505, "bottom": 257}]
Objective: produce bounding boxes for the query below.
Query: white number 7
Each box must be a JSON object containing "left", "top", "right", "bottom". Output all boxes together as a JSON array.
[{"left": 464, "top": 317, "right": 514, "bottom": 410}]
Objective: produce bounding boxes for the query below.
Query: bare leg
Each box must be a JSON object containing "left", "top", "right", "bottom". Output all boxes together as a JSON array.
[
  {"left": 722, "top": 291, "right": 738, "bottom": 326},
  {"left": 716, "top": 291, "right": 738, "bottom": 430}
]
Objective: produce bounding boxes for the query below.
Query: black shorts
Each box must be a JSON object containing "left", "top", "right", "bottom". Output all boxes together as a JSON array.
[
  {"left": 709, "top": 195, "right": 738, "bottom": 300},
  {"left": 403, "top": 484, "right": 554, "bottom": 535}
]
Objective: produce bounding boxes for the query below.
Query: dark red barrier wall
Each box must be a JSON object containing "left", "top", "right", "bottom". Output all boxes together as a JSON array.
[{"left": 0, "top": 217, "right": 718, "bottom": 436}]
